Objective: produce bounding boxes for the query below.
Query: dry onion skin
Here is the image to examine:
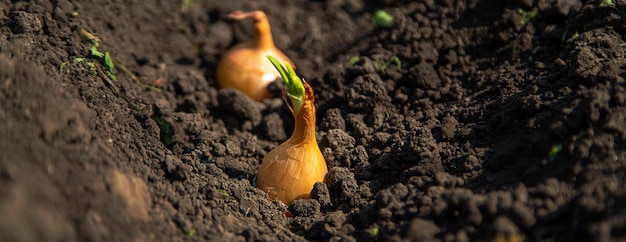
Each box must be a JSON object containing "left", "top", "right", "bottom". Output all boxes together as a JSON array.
[
  {"left": 216, "top": 10, "right": 295, "bottom": 101},
  {"left": 256, "top": 56, "right": 328, "bottom": 205}
]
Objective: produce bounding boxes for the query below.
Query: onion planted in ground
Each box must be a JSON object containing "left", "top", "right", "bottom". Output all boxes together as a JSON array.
[
  {"left": 256, "top": 56, "right": 328, "bottom": 205},
  {"left": 216, "top": 10, "right": 295, "bottom": 101}
]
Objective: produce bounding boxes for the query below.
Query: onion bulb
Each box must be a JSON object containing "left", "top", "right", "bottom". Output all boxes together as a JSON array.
[
  {"left": 256, "top": 56, "right": 328, "bottom": 205},
  {"left": 216, "top": 10, "right": 295, "bottom": 101}
]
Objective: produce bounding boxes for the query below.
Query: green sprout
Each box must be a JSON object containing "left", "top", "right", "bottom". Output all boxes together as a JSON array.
[
  {"left": 561, "top": 31, "right": 579, "bottom": 49},
  {"left": 69, "top": 28, "right": 143, "bottom": 110},
  {"left": 151, "top": 115, "right": 175, "bottom": 147},
  {"left": 185, "top": 228, "right": 196, "bottom": 236},
  {"left": 217, "top": 188, "right": 229, "bottom": 198},
  {"left": 507, "top": 8, "right": 538, "bottom": 29},
  {"left": 548, "top": 144, "right": 562, "bottom": 161},
  {"left": 370, "top": 225, "right": 379, "bottom": 236},
  {"left": 379, "top": 55, "right": 401, "bottom": 74},
  {"left": 104, "top": 52, "right": 114, "bottom": 75},
  {"left": 77, "top": 28, "right": 116, "bottom": 81},
  {"left": 449, "top": 162, "right": 460, "bottom": 171},
  {"left": 528, "top": 46, "right": 541, "bottom": 61},
  {"left": 349, "top": 55, "right": 361, "bottom": 65},
  {"left": 85, "top": 61, "right": 97, "bottom": 74},
  {"left": 561, "top": 31, "right": 579, "bottom": 42},
  {"left": 372, "top": 10, "right": 393, "bottom": 28},
  {"left": 600, "top": 0, "right": 616, "bottom": 8},
  {"left": 60, "top": 57, "right": 97, "bottom": 75},
  {"left": 90, "top": 44, "right": 104, "bottom": 58},
  {"left": 267, "top": 55, "right": 305, "bottom": 116},
  {"left": 89, "top": 40, "right": 116, "bottom": 81}
]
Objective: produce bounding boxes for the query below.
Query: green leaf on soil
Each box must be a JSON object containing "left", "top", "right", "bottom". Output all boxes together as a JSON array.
[
  {"left": 217, "top": 188, "right": 229, "bottom": 198},
  {"left": 85, "top": 62, "right": 97, "bottom": 75},
  {"left": 599, "top": 0, "right": 616, "bottom": 8},
  {"left": 185, "top": 228, "right": 196, "bottom": 236},
  {"left": 528, "top": 46, "right": 541, "bottom": 61},
  {"left": 60, "top": 58, "right": 98, "bottom": 75},
  {"left": 370, "top": 225, "right": 379, "bottom": 236},
  {"left": 90, "top": 45, "right": 104, "bottom": 58},
  {"left": 349, "top": 55, "right": 361, "bottom": 65},
  {"left": 151, "top": 115, "right": 175, "bottom": 148},
  {"left": 103, "top": 52, "right": 116, "bottom": 81},
  {"left": 562, "top": 31, "right": 579, "bottom": 42},
  {"left": 548, "top": 144, "right": 562, "bottom": 161},
  {"left": 87, "top": 38, "right": 117, "bottom": 81},
  {"left": 379, "top": 55, "right": 401, "bottom": 74},
  {"left": 372, "top": 10, "right": 393, "bottom": 28},
  {"left": 515, "top": 8, "right": 538, "bottom": 29}
]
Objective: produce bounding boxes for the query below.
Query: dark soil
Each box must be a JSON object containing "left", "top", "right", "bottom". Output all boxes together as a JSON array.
[{"left": 1, "top": 0, "right": 625, "bottom": 241}]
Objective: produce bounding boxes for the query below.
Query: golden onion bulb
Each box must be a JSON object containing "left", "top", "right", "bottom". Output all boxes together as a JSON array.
[
  {"left": 256, "top": 82, "right": 328, "bottom": 205},
  {"left": 216, "top": 10, "right": 294, "bottom": 101}
]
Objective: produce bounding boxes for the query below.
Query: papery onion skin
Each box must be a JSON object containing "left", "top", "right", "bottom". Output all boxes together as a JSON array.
[
  {"left": 216, "top": 10, "right": 294, "bottom": 101},
  {"left": 256, "top": 82, "right": 327, "bottom": 205}
]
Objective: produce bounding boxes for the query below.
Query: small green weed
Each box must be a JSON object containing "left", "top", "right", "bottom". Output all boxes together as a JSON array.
[
  {"left": 89, "top": 40, "right": 116, "bottom": 81},
  {"left": 600, "top": 0, "right": 616, "bottom": 8},
  {"left": 60, "top": 57, "right": 96, "bottom": 75},
  {"left": 372, "top": 10, "right": 393, "bottom": 28},
  {"left": 185, "top": 228, "right": 196, "bottom": 236},
  {"left": 505, "top": 8, "right": 538, "bottom": 30},
  {"left": 370, "top": 225, "right": 379, "bottom": 236},
  {"left": 349, "top": 55, "right": 361, "bottom": 65},
  {"left": 548, "top": 144, "right": 562, "bottom": 161},
  {"left": 217, "top": 188, "right": 229, "bottom": 198},
  {"left": 378, "top": 55, "right": 401, "bottom": 74},
  {"left": 151, "top": 115, "right": 176, "bottom": 148}
]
